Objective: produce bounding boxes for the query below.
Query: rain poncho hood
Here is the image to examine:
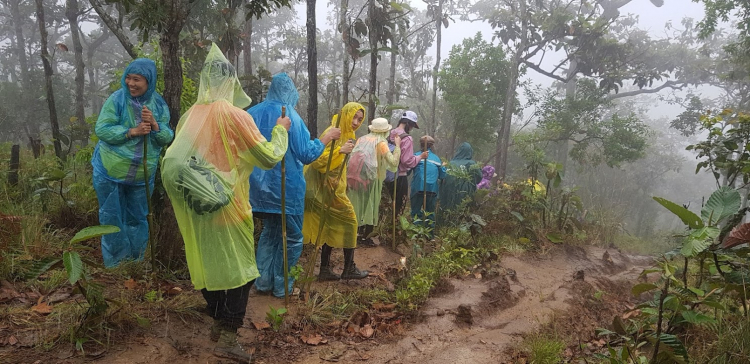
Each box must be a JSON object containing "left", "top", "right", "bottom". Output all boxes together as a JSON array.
[
  {"left": 249, "top": 72, "right": 325, "bottom": 215},
  {"left": 347, "top": 131, "right": 401, "bottom": 227},
  {"left": 477, "top": 165, "right": 495, "bottom": 189},
  {"left": 302, "top": 102, "right": 365, "bottom": 249},
  {"left": 162, "top": 44, "right": 288, "bottom": 291},
  {"left": 453, "top": 142, "right": 474, "bottom": 162},
  {"left": 92, "top": 58, "right": 173, "bottom": 185}
]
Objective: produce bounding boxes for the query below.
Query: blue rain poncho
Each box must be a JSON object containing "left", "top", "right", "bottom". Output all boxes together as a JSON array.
[
  {"left": 248, "top": 73, "right": 324, "bottom": 297},
  {"left": 410, "top": 149, "right": 445, "bottom": 235},
  {"left": 91, "top": 58, "right": 173, "bottom": 268},
  {"left": 249, "top": 73, "right": 325, "bottom": 215},
  {"left": 161, "top": 45, "right": 288, "bottom": 291},
  {"left": 439, "top": 142, "right": 482, "bottom": 211}
]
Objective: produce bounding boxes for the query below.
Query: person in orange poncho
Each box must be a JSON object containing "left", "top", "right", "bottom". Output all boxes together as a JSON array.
[
  {"left": 161, "top": 44, "right": 289, "bottom": 363},
  {"left": 302, "top": 102, "right": 368, "bottom": 281}
]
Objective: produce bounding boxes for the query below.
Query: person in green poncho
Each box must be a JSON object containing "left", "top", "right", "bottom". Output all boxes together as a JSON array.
[
  {"left": 439, "top": 142, "right": 482, "bottom": 219},
  {"left": 161, "top": 45, "right": 289, "bottom": 363},
  {"left": 346, "top": 117, "right": 401, "bottom": 247}
]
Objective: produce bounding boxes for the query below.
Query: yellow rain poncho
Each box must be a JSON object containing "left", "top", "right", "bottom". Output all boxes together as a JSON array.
[
  {"left": 302, "top": 102, "right": 365, "bottom": 249},
  {"left": 161, "top": 45, "right": 288, "bottom": 291}
]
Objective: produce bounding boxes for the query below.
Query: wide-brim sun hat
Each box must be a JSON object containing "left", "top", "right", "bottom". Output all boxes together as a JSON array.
[{"left": 369, "top": 117, "right": 392, "bottom": 132}]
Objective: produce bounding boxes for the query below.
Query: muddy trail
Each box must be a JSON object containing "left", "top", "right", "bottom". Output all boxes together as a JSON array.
[{"left": 1, "top": 244, "right": 652, "bottom": 364}]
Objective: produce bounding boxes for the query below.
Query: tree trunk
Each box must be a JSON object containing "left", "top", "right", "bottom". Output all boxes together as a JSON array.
[
  {"left": 86, "top": 28, "right": 110, "bottom": 113},
  {"left": 367, "top": 0, "right": 378, "bottom": 120},
  {"left": 243, "top": 13, "right": 253, "bottom": 77},
  {"left": 10, "top": 0, "right": 41, "bottom": 148},
  {"left": 90, "top": 0, "right": 137, "bottom": 59},
  {"left": 387, "top": 30, "right": 397, "bottom": 105},
  {"left": 496, "top": 55, "right": 520, "bottom": 179},
  {"left": 430, "top": 0, "right": 443, "bottom": 134},
  {"left": 338, "top": 0, "right": 349, "bottom": 107},
  {"left": 160, "top": 0, "right": 189, "bottom": 129},
  {"left": 556, "top": 58, "right": 577, "bottom": 170},
  {"left": 66, "top": 0, "right": 88, "bottom": 145},
  {"left": 306, "top": 0, "right": 318, "bottom": 137},
  {"left": 36, "top": 0, "right": 65, "bottom": 161}
]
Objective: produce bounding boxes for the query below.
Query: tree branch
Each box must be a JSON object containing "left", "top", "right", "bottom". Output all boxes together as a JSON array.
[
  {"left": 522, "top": 59, "right": 570, "bottom": 83},
  {"left": 89, "top": 0, "right": 136, "bottom": 59},
  {"left": 608, "top": 80, "right": 686, "bottom": 100}
]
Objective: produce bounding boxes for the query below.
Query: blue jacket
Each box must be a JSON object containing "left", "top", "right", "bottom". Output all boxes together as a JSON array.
[
  {"left": 249, "top": 73, "right": 325, "bottom": 215},
  {"left": 410, "top": 149, "right": 446, "bottom": 195}
]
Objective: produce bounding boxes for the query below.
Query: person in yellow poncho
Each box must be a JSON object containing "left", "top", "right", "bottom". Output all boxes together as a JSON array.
[
  {"left": 302, "top": 102, "right": 365, "bottom": 281},
  {"left": 161, "top": 44, "right": 289, "bottom": 363}
]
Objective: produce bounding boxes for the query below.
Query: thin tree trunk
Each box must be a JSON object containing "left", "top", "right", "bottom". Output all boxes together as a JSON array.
[
  {"left": 66, "top": 0, "right": 88, "bottom": 145},
  {"left": 86, "top": 28, "right": 110, "bottom": 113},
  {"left": 160, "top": 0, "right": 189, "bottom": 129},
  {"left": 387, "top": 30, "right": 397, "bottom": 105},
  {"left": 307, "top": 0, "right": 318, "bottom": 137},
  {"left": 243, "top": 13, "right": 253, "bottom": 76},
  {"left": 89, "top": 0, "right": 137, "bottom": 59},
  {"left": 36, "top": 0, "right": 64, "bottom": 161},
  {"left": 367, "top": 0, "right": 378, "bottom": 120},
  {"left": 10, "top": 0, "right": 41, "bottom": 147},
  {"left": 338, "top": 0, "right": 350, "bottom": 107},
  {"left": 557, "top": 58, "right": 577, "bottom": 170},
  {"left": 430, "top": 0, "right": 443, "bottom": 134}
]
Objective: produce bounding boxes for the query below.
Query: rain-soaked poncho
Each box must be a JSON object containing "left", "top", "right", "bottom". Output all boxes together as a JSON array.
[
  {"left": 248, "top": 72, "right": 324, "bottom": 297},
  {"left": 161, "top": 45, "right": 288, "bottom": 291},
  {"left": 347, "top": 132, "right": 401, "bottom": 226},
  {"left": 302, "top": 102, "right": 365, "bottom": 249},
  {"left": 477, "top": 165, "right": 495, "bottom": 190},
  {"left": 92, "top": 58, "right": 173, "bottom": 268},
  {"left": 439, "top": 142, "right": 482, "bottom": 211},
  {"left": 249, "top": 73, "right": 325, "bottom": 215}
]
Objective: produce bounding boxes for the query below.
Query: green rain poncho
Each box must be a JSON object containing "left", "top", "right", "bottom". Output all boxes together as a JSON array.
[
  {"left": 346, "top": 132, "right": 401, "bottom": 226},
  {"left": 439, "top": 142, "right": 482, "bottom": 212},
  {"left": 162, "top": 45, "right": 288, "bottom": 291}
]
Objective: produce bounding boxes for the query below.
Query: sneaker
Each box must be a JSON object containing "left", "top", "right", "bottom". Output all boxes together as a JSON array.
[
  {"left": 317, "top": 266, "right": 341, "bottom": 281},
  {"left": 341, "top": 263, "right": 369, "bottom": 280},
  {"left": 214, "top": 329, "right": 253, "bottom": 363}
]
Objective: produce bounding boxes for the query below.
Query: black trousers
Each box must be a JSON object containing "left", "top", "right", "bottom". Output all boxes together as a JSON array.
[
  {"left": 384, "top": 175, "right": 409, "bottom": 217},
  {"left": 201, "top": 280, "right": 254, "bottom": 330}
]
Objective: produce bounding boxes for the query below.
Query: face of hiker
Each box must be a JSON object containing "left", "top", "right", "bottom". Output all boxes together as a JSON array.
[
  {"left": 125, "top": 74, "right": 148, "bottom": 98},
  {"left": 351, "top": 110, "right": 364, "bottom": 130}
]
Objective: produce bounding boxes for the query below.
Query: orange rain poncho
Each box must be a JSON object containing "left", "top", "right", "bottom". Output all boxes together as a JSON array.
[
  {"left": 302, "top": 102, "right": 365, "bottom": 249},
  {"left": 161, "top": 45, "right": 288, "bottom": 291}
]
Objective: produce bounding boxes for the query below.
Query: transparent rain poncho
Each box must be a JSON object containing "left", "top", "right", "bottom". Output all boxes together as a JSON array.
[
  {"left": 302, "top": 102, "right": 365, "bottom": 249},
  {"left": 161, "top": 45, "right": 288, "bottom": 291},
  {"left": 347, "top": 132, "right": 400, "bottom": 226}
]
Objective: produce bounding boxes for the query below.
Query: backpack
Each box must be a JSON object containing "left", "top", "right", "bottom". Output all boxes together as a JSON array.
[
  {"left": 384, "top": 133, "right": 408, "bottom": 183},
  {"left": 346, "top": 136, "right": 379, "bottom": 190}
]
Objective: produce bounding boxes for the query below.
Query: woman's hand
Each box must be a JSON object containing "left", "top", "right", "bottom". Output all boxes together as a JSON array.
[
  {"left": 142, "top": 106, "right": 159, "bottom": 132},
  {"left": 276, "top": 116, "right": 291, "bottom": 131},
  {"left": 129, "top": 121, "right": 151, "bottom": 137},
  {"left": 339, "top": 140, "right": 355, "bottom": 155}
]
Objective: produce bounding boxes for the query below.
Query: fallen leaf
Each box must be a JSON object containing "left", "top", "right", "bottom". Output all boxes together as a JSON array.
[
  {"left": 360, "top": 324, "right": 374, "bottom": 338},
  {"left": 123, "top": 279, "right": 137, "bottom": 290},
  {"left": 252, "top": 321, "right": 270, "bottom": 330},
  {"left": 31, "top": 301, "right": 53, "bottom": 315},
  {"left": 473, "top": 272, "right": 482, "bottom": 279},
  {"left": 8, "top": 335, "right": 18, "bottom": 345},
  {"left": 301, "top": 333, "right": 325, "bottom": 345},
  {"left": 166, "top": 287, "right": 182, "bottom": 296}
]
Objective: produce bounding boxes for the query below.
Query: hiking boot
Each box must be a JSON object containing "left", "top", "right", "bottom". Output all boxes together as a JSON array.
[
  {"left": 341, "top": 263, "right": 369, "bottom": 280},
  {"left": 358, "top": 237, "right": 377, "bottom": 247},
  {"left": 317, "top": 266, "right": 340, "bottom": 281},
  {"left": 214, "top": 329, "right": 253, "bottom": 363},
  {"left": 209, "top": 319, "right": 221, "bottom": 342}
]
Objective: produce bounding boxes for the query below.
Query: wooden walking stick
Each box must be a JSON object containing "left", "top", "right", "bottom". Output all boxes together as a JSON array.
[
  {"left": 280, "top": 106, "right": 290, "bottom": 307},
  {"left": 392, "top": 175, "right": 397, "bottom": 250},
  {"left": 422, "top": 139, "right": 428, "bottom": 216},
  {"left": 139, "top": 104, "right": 156, "bottom": 272}
]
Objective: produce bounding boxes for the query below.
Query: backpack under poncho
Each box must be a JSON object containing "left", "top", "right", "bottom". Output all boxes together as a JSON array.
[{"left": 347, "top": 134, "right": 381, "bottom": 190}]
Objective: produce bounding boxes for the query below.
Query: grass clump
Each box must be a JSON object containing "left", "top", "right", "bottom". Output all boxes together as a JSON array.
[{"left": 524, "top": 333, "right": 566, "bottom": 364}]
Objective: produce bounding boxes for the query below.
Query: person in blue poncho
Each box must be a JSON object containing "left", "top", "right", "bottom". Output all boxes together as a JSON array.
[
  {"left": 410, "top": 135, "right": 446, "bottom": 236},
  {"left": 249, "top": 73, "right": 341, "bottom": 298},
  {"left": 92, "top": 58, "right": 174, "bottom": 268}
]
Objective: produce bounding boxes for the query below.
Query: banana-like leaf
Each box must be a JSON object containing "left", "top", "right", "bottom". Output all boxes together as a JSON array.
[
  {"left": 23, "top": 257, "right": 62, "bottom": 280},
  {"left": 681, "top": 227, "right": 719, "bottom": 257},
  {"left": 70, "top": 225, "right": 120, "bottom": 244},
  {"left": 631, "top": 283, "right": 658, "bottom": 296},
  {"left": 653, "top": 197, "right": 703, "bottom": 229},
  {"left": 681, "top": 310, "right": 717, "bottom": 325},
  {"left": 701, "top": 186, "right": 741, "bottom": 226},
  {"left": 63, "top": 251, "right": 83, "bottom": 285}
]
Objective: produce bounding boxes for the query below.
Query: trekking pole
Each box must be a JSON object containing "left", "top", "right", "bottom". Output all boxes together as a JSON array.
[
  {"left": 392, "top": 176, "right": 397, "bottom": 250},
  {"left": 302, "top": 115, "right": 343, "bottom": 296},
  {"left": 139, "top": 104, "right": 156, "bottom": 273},
  {"left": 422, "top": 140, "right": 428, "bottom": 216},
  {"left": 280, "top": 106, "right": 289, "bottom": 307}
]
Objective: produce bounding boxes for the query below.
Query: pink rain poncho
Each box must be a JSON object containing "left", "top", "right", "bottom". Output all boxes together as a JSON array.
[{"left": 161, "top": 45, "right": 288, "bottom": 291}]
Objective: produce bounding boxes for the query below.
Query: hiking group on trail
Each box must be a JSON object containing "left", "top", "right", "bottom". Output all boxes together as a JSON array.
[{"left": 92, "top": 46, "right": 489, "bottom": 363}]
